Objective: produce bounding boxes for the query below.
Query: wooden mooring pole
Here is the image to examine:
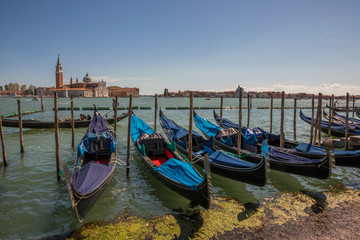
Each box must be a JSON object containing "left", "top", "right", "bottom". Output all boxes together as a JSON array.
[
  {"left": 41, "top": 95, "right": 44, "bottom": 112},
  {"left": 317, "top": 93, "right": 323, "bottom": 146},
  {"left": 154, "top": 94, "right": 158, "bottom": 131},
  {"left": 219, "top": 96, "right": 223, "bottom": 128},
  {"left": 114, "top": 96, "right": 118, "bottom": 138},
  {"left": 247, "top": 93, "right": 250, "bottom": 128},
  {"left": 313, "top": 94, "right": 320, "bottom": 145},
  {"left": 237, "top": 87, "right": 242, "bottom": 156},
  {"left": 280, "top": 91, "right": 285, "bottom": 150},
  {"left": 331, "top": 94, "right": 335, "bottom": 123},
  {"left": 328, "top": 96, "right": 332, "bottom": 136},
  {"left": 188, "top": 92, "right": 193, "bottom": 161},
  {"left": 310, "top": 94, "right": 315, "bottom": 144},
  {"left": 0, "top": 110, "right": 8, "bottom": 166},
  {"left": 126, "top": 95, "right": 132, "bottom": 176},
  {"left": 71, "top": 96, "right": 75, "bottom": 147},
  {"left": 293, "top": 98, "right": 297, "bottom": 141},
  {"left": 17, "top": 99, "right": 24, "bottom": 153},
  {"left": 270, "top": 94, "right": 273, "bottom": 133},
  {"left": 352, "top": 95, "right": 355, "bottom": 123},
  {"left": 54, "top": 93, "right": 61, "bottom": 181},
  {"left": 345, "top": 93, "right": 349, "bottom": 149}
]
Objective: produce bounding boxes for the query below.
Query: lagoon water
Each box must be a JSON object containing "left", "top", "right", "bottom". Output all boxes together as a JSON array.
[{"left": 0, "top": 97, "right": 359, "bottom": 239}]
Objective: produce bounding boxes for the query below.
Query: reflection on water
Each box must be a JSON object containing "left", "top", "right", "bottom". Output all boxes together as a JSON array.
[{"left": 0, "top": 97, "right": 359, "bottom": 238}]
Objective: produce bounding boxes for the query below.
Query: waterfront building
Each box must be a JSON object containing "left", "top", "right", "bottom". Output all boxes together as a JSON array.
[
  {"left": 108, "top": 86, "right": 139, "bottom": 97},
  {"left": 37, "top": 55, "right": 109, "bottom": 97}
]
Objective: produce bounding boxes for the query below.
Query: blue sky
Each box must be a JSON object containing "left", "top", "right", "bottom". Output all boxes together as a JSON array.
[{"left": 0, "top": 0, "right": 359, "bottom": 95}]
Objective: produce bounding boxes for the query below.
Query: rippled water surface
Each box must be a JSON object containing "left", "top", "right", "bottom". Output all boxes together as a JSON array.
[{"left": 0, "top": 97, "right": 359, "bottom": 239}]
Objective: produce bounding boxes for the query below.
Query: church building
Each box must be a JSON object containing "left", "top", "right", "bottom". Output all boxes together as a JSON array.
[{"left": 37, "top": 55, "right": 109, "bottom": 97}]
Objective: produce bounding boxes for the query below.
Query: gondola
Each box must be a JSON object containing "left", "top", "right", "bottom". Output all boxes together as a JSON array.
[
  {"left": 1, "top": 112, "right": 128, "bottom": 128},
  {"left": 357, "top": 108, "right": 360, "bottom": 118},
  {"left": 130, "top": 114, "right": 211, "bottom": 209},
  {"left": 194, "top": 111, "right": 332, "bottom": 179},
  {"left": 213, "top": 110, "right": 360, "bottom": 167},
  {"left": 63, "top": 110, "right": 118, "bottom": 222},
  {"left": 300, "top": 110, "right": 360, "bottom": 137},
  {"left": 323, "top": 110, "right": 360, "bottom": 125},
  {"left": 159, "top": 110, "right": 266, "bottom": 186}
]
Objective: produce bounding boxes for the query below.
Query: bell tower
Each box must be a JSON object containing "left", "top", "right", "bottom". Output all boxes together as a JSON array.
[{"left": 55, "top": 54, "right": 63, "bottom": 88}]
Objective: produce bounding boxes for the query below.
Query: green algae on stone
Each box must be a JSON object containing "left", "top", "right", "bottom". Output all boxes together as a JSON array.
[
  {"left": 68, "top": 188, "right": 360, "bottom": 240},
  {"left": 264, "top": 192, "right": 315, "bottom": 225}
]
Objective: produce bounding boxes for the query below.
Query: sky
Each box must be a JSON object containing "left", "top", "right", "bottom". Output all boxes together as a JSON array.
[{"left": 0, "top": 0, "right": 359, "bottom": 95}]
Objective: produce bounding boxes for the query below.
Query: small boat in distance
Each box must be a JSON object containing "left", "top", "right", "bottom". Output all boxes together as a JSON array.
[
  {"left": 1, "top": 112, "right": 128, "bottom": 128},
  {"left": 63, "top": 110, "right": 118, "bottom": 222},
  {"left": 32, "top": 96, "right": 39, "bottom": 101}
]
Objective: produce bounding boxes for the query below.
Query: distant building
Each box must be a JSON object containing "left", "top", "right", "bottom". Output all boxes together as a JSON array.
[
  {"left": 108, "top": 86, "right": 139, "bottom": 97},
  {"left": 37, "top": 55, "right": 109, "bottom": 97},
  {"left": 0, "top": 90, "right": 22, "bottom": 97},
  {"left": 233, "top": 85, "right": 246, "bottom": 98}
]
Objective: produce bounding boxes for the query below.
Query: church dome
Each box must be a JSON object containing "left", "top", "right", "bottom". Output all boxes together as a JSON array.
[{"left": 83, "top": 73, "right": 92, "bottom": 83}]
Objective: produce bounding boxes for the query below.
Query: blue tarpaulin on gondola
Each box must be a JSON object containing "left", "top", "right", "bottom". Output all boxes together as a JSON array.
[
  {"left": 269, "top": 147, "right": 322, "bottom": 164},
  {"left": 160, "top": 113, "right": 201, "bottom": 140},
  {"left": 213, "top": 112, "right": 278, "bottom": 142},
  {"left": 87, "top": 114, "right": 110, "bottom": 133},
  {"left": 209, "top": 150, "right": 256, "bottom": 168},
  {"left": 77, "top": 131, "right": 116, "bottom": 157},
  {"left": 72, "top": 161, "right": 113, "bottom": 194},
  {"left": 295, "top": 142, "right": 360, "bottom": 156},
  {"left": 154, "top": 158, "right": 203, "bottom": 191},
  {"left": 130, "top": 115, "right": 155, "bottom": 142},
  {"left": 194, "top": 114, "right": 220, "bottom": 137},
  {"left": 194, "top": 113, "right": 257, "bottom": 144}
]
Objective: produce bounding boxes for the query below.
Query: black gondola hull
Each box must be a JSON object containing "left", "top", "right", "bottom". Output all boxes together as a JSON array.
[
  {"left": 133, "top": 147, "right": 210, "bottom": 209},
  {"left": 175, "top": 144, "right": 266, "bottom": 186},
  {"left": 206, "top": 132, "right": 331, "bottom": 179},
  {"left": 1, "top": 113, "right": 128, "bottom": 128},
  {"left": 72, "top": 165, "right": 116, "bottom": 222}
]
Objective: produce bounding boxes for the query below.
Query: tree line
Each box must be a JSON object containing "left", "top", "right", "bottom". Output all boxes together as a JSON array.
[{"left": 1, "top": 83, "right": 37, "bottom": 95}]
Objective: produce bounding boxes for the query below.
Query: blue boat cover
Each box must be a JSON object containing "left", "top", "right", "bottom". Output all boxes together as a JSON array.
[
  {"left": 294, "top": 142, "right": 360, "bottom": 156},
  {"left": 300, "top": 110, "right": 360, "bottom": 134},
  {"left": 87, "top": 114, "right": 110, "bottom": 134},
  {"left": 261, "top": 139, "right": 270, "bottom": 158},
  {"left": 160, "top": 113, "right": 201, "bottom": 142},
  {"left": 194, "top": 113, "right": 257, "bottom": 144},
  {"left": 213, "top": 112, "right": 279, "bottom": 142},
  {"left": 72, "top": 161, "right": 113, "bottom": 194},
  {"left": 130, "top": 115, "right": 155, "bottom": 142},
  {"left": 269, "top": 147, "right": 322, "bottom": 164},
  {"left": 77, "top": 131, "right": 116, "bottom": 157},
  {"left": 209, "top": 150, "right": 256, "bottom": 168},
  {"left": 194, "top": 113, "right": 220, "bottom": 137},
  {"left": 154, "top": 158, "right": 204, "bottom": 191}
]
